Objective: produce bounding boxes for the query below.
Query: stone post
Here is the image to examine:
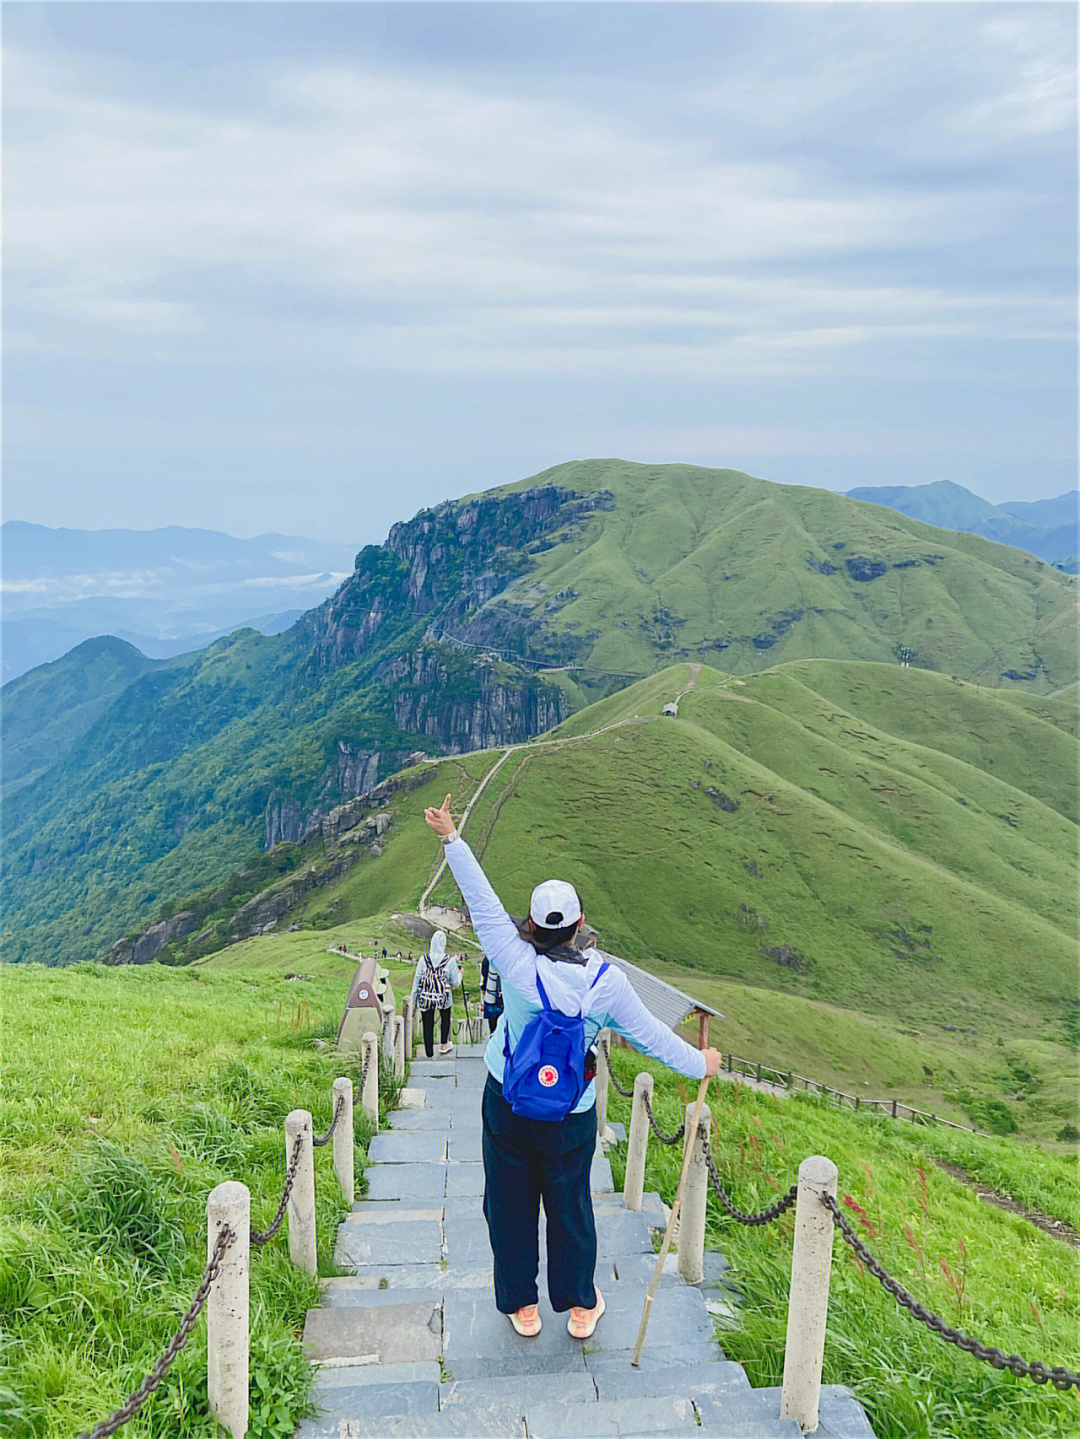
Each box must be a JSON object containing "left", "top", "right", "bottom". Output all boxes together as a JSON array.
[
  {"left": 780, "top": 1155, "right": 839, "bottom": 1434},
  {"left": 207, "top": 1181, "right": 249, "bottom": 1439},
  {"left": 361, "top": 1030, "right": 379, "bottom": 1128},
  {"left": 285, "top": 1110, "right": 316, "bottom": 1277},
  {"left": 676, "top": 1103, "right": 710, "bottom": 1284},
  {"left": 624, "top": 1072, "right": 653, "bottom": 1212},
  {"left": 595, "top": 1028, "right": 611, "bottom": 1138},
  {"left": 393, "top": 1015, "right": 406, "bottom": 1079},
  {"left": 402, "top": 998, "right": 415, "bottom": 1059},
  {"left": 332, "top": 1076, "right": 354, "bottom": 1205}
]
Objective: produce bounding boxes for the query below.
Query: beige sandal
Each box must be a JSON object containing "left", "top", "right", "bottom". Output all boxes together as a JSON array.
[
  {"left": 508, "top": 1304, "right": 542, "bottom": 1337},
  {"left": 568, "top": 1288, "right": 605, "bottom": 1339}
]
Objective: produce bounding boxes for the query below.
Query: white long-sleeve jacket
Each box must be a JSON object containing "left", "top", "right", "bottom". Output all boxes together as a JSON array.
[{"left": 442, "top": 836, "right": 705, "bottom": 1110}]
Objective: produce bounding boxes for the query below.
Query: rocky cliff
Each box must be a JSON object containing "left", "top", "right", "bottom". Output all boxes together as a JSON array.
[{"left": 299, "top": 484, "right": 608, "bottom": 674}]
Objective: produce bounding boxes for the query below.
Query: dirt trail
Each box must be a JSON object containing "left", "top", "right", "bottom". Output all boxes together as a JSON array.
[
  {"left": 933, "top": 1159, "right": 1080, "bottom": 1249},
  {"left": 418, "top": 713, "right": 662, "bottom": 915}
]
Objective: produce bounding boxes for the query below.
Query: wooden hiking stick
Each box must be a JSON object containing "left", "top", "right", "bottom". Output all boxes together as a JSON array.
[{"left": 631, "top": 1074, "right": 711, "bottom": 1366}]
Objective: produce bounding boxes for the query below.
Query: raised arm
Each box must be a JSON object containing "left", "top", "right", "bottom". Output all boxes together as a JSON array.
[
  {"left": 424, "top": 794, "right": 539, "bottom": 991},
  {"left": 603, "top": 966, "right": 720, "bottom": 1079}
]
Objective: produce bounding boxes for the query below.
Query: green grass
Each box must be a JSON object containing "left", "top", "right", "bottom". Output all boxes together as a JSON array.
[
  {"left": 489, "top": 460, "right": 1077, "bottom": 692},
  {"left": 0, "top": 959, "right": 403, "bottom": 1438},
  {"left": 602, "top": 1047, "right": 1080, "bottom": 1439},
  {"left": 142, "top": 657, "right": 1076, "bottom": 1144},
  {"left": 4, "top": 460, "right": 1076, "bottom": 971}
]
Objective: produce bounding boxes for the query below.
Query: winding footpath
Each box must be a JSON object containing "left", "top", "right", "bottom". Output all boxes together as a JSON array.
[{"left": 295, "top": 1044, "right": 876, "bottom": 1439}]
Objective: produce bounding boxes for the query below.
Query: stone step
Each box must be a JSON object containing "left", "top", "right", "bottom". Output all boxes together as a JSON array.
[
  {"left": 571, "top": 1288, "right": 716, "bottom": 1356},
  {"left": 693, "top": 1390, "right": 805, "bottom": 1437},
  {"left": 387, "top": 1108, "right": 447, "bottom": 1132},
  {"left": 584, "top": 1340, "right": 731, "bottom": 1373},
  {"left": 444, "top": 1162, "right": 484, "bottom": 1196},
  {"left": 300, "top": 1401, "right": 526, "bottom": 1437},
  {"left": 313, "top": 1361, "right": 441, "bottom": 1393},
  {"left": 700, "top": 1387, "right": 877, "bottom": 1439},
  {"left": 303, "top": 1302, "right": 441, "bottom": 1365},
  {"left": 365, "top": 1163, "right": 448, "bottom": 1202},
  {"left": 589, "top": 1360, "right": 748, "bottom": 1404},
  {"left": 323, "top": 1265, "right": 490, "bottom": 1294},
  {"left": 346, "top": 1206, "right": 443, "bottom": 1224},
  {"left": 369, "top": 1132, "right": 449, "bottom": 1163},
  {"left": 299, "top": 1364, "right": 441, "bottom": 1432},
  {"left": 439, "top": 1370, "right": 597, "bottom": 1413},
  {"left": 444, "top": 1349, "right": 587, "bottom": 1382},
  {"left": 524, "top": 1394, "right": 698, "bottom": 1439},
  {"left": 323, "top": 1287, "right": 447, "bottom": 1310},
  {"left": 334, "top": 1218, "right": 442, "bottom": 1269}
]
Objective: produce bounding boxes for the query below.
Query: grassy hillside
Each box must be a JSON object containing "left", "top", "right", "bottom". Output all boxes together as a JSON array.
[
  {"left": 602, "top": 1046, "right": 1078, "bottom": 1439},
  {"left": 138, "top": 660, "right": 1076, "bottom": 1144},
  {"left": 2, "top": 947, "right": 1073, "bottom": 1439},
  {"left": 488, "top": 461, "right": 1078, "bottom": 690},
  {"left": 0, "top": 956, "right": 405, "bottom": 1439},
  {"left": 4, "top": 461, "right": 1076, "bottom": 971}
]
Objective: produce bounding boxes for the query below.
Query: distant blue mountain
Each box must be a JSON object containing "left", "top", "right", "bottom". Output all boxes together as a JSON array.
[
  {"left": 0, "top": 523, "right": 357, "bottom": 682},
  {"left": 846, "top": 481, "right": 1077, "bottom": 571}
]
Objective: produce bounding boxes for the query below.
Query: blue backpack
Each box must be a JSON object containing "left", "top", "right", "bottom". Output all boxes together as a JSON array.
[{"left": 502, "top": 960, "right": 610, "bottom": 1121}]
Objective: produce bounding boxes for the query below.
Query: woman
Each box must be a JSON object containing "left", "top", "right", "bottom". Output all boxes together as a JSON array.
[
  {"left": 409, "top": 929, "right": 461, "bottom": 1057},
  {"left": 424, "top": 794, "right": 722, "bottom": 1340}
]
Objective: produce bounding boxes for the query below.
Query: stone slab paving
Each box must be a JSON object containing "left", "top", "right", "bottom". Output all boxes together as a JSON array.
[
  {"left": 525, "top": 1395, "right": 698, "bottom": 1439},
  {"left": 298, "top": 1046, "right": 880, "bottom": 1439}
]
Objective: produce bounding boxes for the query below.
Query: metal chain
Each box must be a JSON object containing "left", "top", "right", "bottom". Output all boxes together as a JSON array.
[
  {"left": 250, "top": 1131, "right": 305, "bottom": 1246},
  {"left": 822, "top": 1192, "right": 1080, "bottom": 1393},
  {"left": 76, "top": 1226, "right": 234, "bottom": 1439},
  {"left": 599, "top": 1040, "right": 635, "bottom": 1099},
  {"left": 312, "top": 1093, "right": 345, "bottom": 1148},
  {"left": 641, "top": 1090, "right": 686, "bottom": 1146},
  {"left": 700, "top": 1126, "right": 798, "bottom": 1225}
]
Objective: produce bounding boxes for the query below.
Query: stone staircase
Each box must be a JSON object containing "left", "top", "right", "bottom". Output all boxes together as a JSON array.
[{"left": 297, "top": 1047, "right": 877, "bottom": 1439}]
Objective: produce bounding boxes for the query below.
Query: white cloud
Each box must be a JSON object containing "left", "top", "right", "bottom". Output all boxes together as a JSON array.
[{"left": 5, "top": 32, "right": 1072, "bottom": 389}]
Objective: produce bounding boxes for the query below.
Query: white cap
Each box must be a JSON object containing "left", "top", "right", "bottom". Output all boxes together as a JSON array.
[
  {"left": 430, "top": 931, "right": 447, "bottom": 962},
  {"left": 529, "top": 879, "right": 582, "bottom": 930}
]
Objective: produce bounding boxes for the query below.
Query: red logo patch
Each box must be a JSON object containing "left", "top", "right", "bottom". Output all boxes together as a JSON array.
[{"left": 538, "top": 1065, "right": 559, "bottom": 1088}]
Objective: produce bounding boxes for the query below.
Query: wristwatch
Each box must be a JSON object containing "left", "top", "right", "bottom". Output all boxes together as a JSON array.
[{"left": 442, "top": 828, "right": 459, "bottom": 845}]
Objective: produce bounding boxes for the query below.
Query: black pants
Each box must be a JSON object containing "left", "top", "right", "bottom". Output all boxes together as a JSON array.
[
  {"left": 481, "top": 1075, "right": 597, "bottom": 1314},
  {"left": 420, "top": 1005, "right": 451, "bottom": 1058}
]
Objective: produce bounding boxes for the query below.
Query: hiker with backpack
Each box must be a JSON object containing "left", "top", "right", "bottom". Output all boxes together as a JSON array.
[
  {"left": 409, "top": 929, "right": 461, "bottom": 1057},
  {"left": 424, "top": 794, "right": 723, "bottom": 1341}
]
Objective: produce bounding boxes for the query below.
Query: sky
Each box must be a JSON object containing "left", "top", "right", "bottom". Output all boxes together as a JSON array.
[{"left": 4, "top": 2, "right": 1077, "bottom": 544}]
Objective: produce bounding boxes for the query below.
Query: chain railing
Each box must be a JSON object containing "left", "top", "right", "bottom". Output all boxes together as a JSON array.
[
  {"left": 641, "top": 1090, "right": 686, "bottom": 1146},
  {"left": 599, "top": 1040, "right": 634, "bottom": 1099},
  {"left": 312, "top": 1092, "right": 346, "bottom": 1148},
  {"left": 822, "top": 1192, "right": 1080, "bottom": 1393},
  {"left": 76, "top": 1225, "right": 235, "bottom": 1439},
  {"left": 700, "top": 1124, "right": 798, "bottom": 1225},
  {"left": 601, "top": 1042, "right": 1076, "bottom": 1420},
  {"left": 250, "top": 1130, "right": 305, "bottom": 1246},
  {"left": 78, "top": 1045, "right": 378, "bottom": 1439}
]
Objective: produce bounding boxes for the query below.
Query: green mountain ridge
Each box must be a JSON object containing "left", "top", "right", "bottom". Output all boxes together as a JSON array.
[
  {"left": 113, "top": 658, "right": 1078, "bottom": 1144},
  {"left": 2, "top": 460, "right": 1076, "bottom": 967}
]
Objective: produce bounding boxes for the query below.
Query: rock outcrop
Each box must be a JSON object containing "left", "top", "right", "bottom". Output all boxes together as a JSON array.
[{"left": 108, "top": 910, "right": 199, "bottom": 966}]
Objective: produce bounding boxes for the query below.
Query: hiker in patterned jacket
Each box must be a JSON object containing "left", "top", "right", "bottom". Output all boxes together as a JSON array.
[
  {"left": 410, "top": 929, "right": 461, "bottom": 1057},
  {"left": 424, "top": 794, "right": 723, "bottom": 1342}
]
